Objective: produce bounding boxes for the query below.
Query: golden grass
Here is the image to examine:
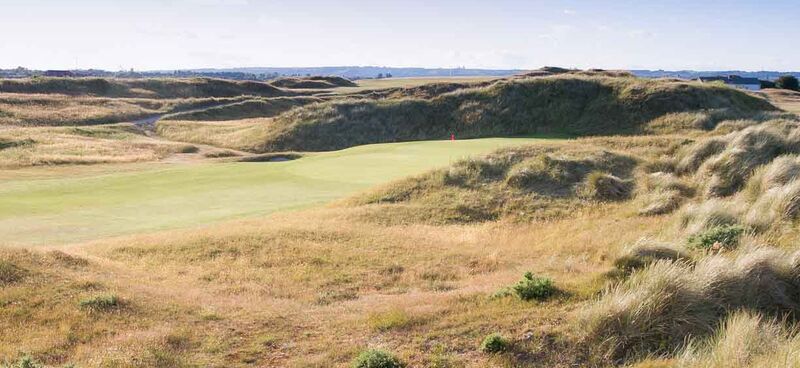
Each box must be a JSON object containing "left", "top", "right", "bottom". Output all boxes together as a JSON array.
[
  {"left": 0, "top": 93, "right": 157, "bottom": 126},
  {"left": 761, "top": 88, "right": 800, "bottom": 115},
  {"left": 155, "top": 118, "right": 271, "bottom": 152},
  {"left": 331, "top": 76, "right": 500, "bottom": 94},
  {"left": 0, "top": 123, "right": 196, "bottom": 168},
  {"left": 0, "top": 198, "right": 667, "bottom": 367}
]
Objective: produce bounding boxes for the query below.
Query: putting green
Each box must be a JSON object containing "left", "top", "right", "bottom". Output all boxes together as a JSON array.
[{"left": 0, "top": 137, "right": 558, "bottom": 245}]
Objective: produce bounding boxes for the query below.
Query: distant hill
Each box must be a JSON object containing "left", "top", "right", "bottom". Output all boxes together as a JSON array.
[
  {"left": 631, "top": 70, "right": 800, "bottom": 81},
  {"left": 172, "top": 66, "right": 525, "bottom": 79},
  {"left": 3, "top": 66, "right": 799, "bottom": 81}
]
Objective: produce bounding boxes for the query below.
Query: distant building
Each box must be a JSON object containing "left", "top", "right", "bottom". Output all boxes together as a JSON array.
[
  {"left": 698, "top": 75, "right": 761, "bottom": 91},
  {"left": 43, "top": 70, "right": 75, "bottom": 78}
]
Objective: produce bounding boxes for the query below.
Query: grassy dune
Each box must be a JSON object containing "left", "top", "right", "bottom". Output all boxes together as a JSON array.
[
  {"left": 0, "top": 77, "right": 294, "bottom": 99},
  {"left": 161, "top": 96, "right": 321, "bottom": 122},
  {"left": 0, "top": 93, "right": 256, "bottom": 127},
  {"left": 0, "top": 137, "right": 556, "bottom": 245},
  {"left": 248, "top": 75, "right": 778, "bottom": 152},
  {"left": 0, "top": 124, "right": 198, "bottom": 168}
]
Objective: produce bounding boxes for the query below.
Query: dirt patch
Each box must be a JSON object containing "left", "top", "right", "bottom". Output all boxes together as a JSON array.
[{"left": 238, "top": 153, "right": 303, "bottom": 162}]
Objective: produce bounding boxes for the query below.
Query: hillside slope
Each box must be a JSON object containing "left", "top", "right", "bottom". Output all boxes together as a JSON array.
[
  {"left": 0, "top": 77, "right": 295, "bottom": 99},
  {"left": 255, "top": 75, "right": 775, "bottom": 152},
  {"left": 270, "top": 76, "right": 357, "bottom": 89}
]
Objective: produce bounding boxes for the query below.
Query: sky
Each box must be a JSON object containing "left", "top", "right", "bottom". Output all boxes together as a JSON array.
[{"left": 1, "top": 0, "right": 798, "bottom": 71}]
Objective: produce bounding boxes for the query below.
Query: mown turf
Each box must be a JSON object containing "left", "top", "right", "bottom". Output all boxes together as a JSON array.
[{"left": 0, "top": 137, "right": 559, "bottom": 245}]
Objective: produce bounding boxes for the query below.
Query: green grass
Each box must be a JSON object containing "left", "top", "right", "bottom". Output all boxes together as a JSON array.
[{"left": 0, "top": 137, "right": 557, "bottom": 246}]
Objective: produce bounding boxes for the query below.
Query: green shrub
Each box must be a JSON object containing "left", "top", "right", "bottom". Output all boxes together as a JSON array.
[
  {"left": 512, "top": 272, "right": 556, "bottom": 301},
  {"left": 79, "top": 294, "right": 120, "bottom": 312},
  {"left": 687, "top": 225, "right": 745, "bottom": 250},
  {"left": 351, "top": 349, "right": 404, "bottom": 368},
  {"left": 479, "top": 333, "right": 510, "bottom": 353}
]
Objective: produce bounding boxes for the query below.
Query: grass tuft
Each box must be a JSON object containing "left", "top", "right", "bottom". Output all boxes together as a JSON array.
[
  {"left": 78, "top": 294, "right": 121, "bottom": 312},
  {"left": 581, "top": 171, "right": 633, "bottom": 201},
  {"left": 479, "top": 333, "right": 510, "bottom": 354},
  {"left": 351, "top": 349, "right": 405, "bottom": 368}
]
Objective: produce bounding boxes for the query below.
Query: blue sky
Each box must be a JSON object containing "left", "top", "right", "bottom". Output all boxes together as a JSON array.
[{"left": 1, "top": 0, "right": 797, "bottom": 71}]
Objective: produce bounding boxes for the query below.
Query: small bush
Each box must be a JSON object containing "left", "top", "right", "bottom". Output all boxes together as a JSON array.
[
  {"left": 351, "top": 349, "right": 404, "bottom": 368},
  {"left": 512, "top": 272, "right": 556, "bottom": 301},
  {"left": 79, "top": 294, "right": 120, "bottom": 312},
  {"left": 479, "top": 333, "right": 510, "bottom": 353},
  {"left": 687, "top": 225, "right": 745, "bottom": 250}
]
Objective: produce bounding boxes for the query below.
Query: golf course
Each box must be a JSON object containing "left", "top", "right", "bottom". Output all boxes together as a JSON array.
[{"left": 0, "top": 137, "right": 553, "bottom": 246}]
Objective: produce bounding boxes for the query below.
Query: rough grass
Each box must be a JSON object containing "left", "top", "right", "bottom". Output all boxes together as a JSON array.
[
  {"left": 634, "top": 171, "right": 694, "bottom": 216},
  {"left": 155, "top": 118, "right": 271, "bottom": 152},
  {"left": 161, "top": 96, "right": 320, "bottom": 122},
  {"left": 583, "top": 245, "right": 800, "bottom": 364},
  {"left": 611, "top": 239, "right": 692, "bottom": 276},
  {"left": 0, "top": 93, "right": 251, "bottom": 127},
  {"left": 350, "top": 143, "right": 638, "bottom": 224},
  {"left": 0, "top": 123, "right": 197, "bottom": 168},
  {"left": 270, "top": 76, "right": 356, "bottom": 89},
  {"left": 678, "top": 311, "right": 800, "bottom": 367}
]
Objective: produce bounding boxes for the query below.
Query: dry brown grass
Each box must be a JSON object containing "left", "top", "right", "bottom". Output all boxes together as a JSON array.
[
  {"left": 0, "top": 93, "right": 158, "bottom": 126},
  {"left": 155, "top": 118, "right": 271, "bottom": 152},
  {"left": 761, "top": 88, "right": 800, "bottom": 115},
  {"left": 0, "top": 123, "right": 196, "bottom": 168},
  {"left": 0, "top": 93, "right": 248, "bottom": 127},
  {"left": 0, "top": 198, "right": 666, "bottom": 367}
]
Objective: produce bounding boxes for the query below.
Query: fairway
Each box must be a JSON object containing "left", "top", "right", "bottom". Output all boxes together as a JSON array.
[{"left": 0, "top": 137, "right": 556, "bottom": 246}]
